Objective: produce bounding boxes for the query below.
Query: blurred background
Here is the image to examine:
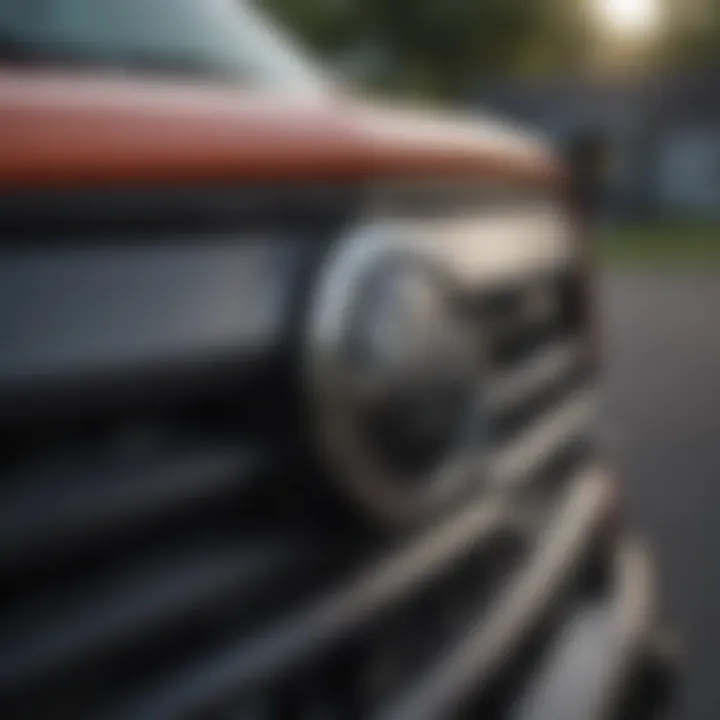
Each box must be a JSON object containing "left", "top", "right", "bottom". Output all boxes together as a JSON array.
[{"left": 255, "top": 1, "right": 720, "bottom": 718}]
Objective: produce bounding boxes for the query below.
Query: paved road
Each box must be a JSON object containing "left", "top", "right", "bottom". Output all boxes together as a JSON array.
[{"left": 602, "top": 272, "right": 720, "bottom": 720}]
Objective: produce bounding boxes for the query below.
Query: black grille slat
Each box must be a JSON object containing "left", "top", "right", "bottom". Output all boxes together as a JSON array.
[
  {"left": 0, "top": 447, "right": 264, "bottom": 571},
  {"left": 487, "top": 340, "right": 580, "bottom": 416},
  {"left": 108, "top": 499, "right": 510, "bottom": 720},
  {"left": 0, "top": 541, "right": 295, "bottom": 692}
]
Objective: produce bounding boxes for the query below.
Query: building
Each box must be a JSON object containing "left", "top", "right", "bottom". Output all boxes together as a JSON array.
[{"left": 478, "top": 73, "right": 720, "bottom": 220}]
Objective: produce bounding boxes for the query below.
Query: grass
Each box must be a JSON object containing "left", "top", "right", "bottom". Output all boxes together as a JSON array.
[{"left": 600, "top": 222, "right": 720, "bottom": 268}]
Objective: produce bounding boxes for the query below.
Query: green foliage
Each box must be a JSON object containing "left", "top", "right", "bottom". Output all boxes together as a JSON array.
[
  {"left": 602, "top": 222, "right": 720, "bottom": 268},
  {"left": 261, "top": 0, "right": 566, "bottom": 97},
  {"left": 258, "top": 0, "right": 720, "bottom": 99},
  {"left": 368, "top": 0, "right": 548, "bottom": 95},
  {"left": 662, "top": 0, "right": 720, "bottom": 68}
]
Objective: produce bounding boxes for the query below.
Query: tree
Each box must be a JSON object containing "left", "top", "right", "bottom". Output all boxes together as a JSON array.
[
  {"left": 259, "top": 0, "right": 720, "bottom": 99},
  {"left": 662, "top": 0, "right": 720, "bottom": 69},
  {"left": 262, "top": 0, "right": 574, "bottom": 97}
]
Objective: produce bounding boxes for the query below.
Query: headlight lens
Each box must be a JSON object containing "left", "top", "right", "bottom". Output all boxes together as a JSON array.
[{"left": 305, "top": 221, "right": 484, "bottom": 524}]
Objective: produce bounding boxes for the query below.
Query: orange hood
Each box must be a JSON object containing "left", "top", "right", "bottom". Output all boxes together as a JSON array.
[{"left": 0, "top": 69, "right": 563, "bottom": 190}]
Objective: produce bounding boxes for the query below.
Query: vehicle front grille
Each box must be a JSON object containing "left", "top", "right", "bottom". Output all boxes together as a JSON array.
[
  {"left": 0, "top": 232, "right": 593, "bottom": 719},
  {"left": 480, "top": 268, "right": 594, "bottom": 493}
]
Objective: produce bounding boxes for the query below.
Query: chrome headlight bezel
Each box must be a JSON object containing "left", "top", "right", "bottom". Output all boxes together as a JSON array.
[{"left": 304, "top": 220, "right": 486, "bottom": 525}]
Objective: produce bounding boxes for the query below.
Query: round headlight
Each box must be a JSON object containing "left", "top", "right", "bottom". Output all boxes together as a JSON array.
[{"left": 305, "top": 222, "right": 486, "bottom": 524}]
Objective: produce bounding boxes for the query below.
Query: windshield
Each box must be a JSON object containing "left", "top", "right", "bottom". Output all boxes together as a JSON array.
[{"left": 0, "top": 0, "right": 326, "bottom": 91}]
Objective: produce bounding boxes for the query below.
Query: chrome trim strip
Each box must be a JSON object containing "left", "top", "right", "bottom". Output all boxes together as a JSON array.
[
  {"left": 491, "top": 390, "right": 595, "bottom": 488},
  {"left": 375, "top": 467, "right": 613, "bottom": 720},
  {"left": 487, "top": 340, "right": 580, "bottom": 414}
]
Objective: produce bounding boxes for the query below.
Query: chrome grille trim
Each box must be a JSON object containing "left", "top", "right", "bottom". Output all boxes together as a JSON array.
[
  {"left": 374, "top": 467, "right": 611, "bottom": 720},
  {"left": 490, "top": 391, "right": 595, "bottom": 489},
  {"left": 110, "top": 497, "right": 511, "bottom": 720},
  {"left": 487, "top": 340, "right": 580, "bottom": 414}
]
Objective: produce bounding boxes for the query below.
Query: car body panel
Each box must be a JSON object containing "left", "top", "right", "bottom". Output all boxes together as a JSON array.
[{"left": 0, "top": 69, "right": 562, "bottom": 189}]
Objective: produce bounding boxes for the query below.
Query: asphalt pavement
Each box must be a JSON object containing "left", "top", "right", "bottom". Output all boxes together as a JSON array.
[{"left": 602, "top": 271, "right": 720, "bottom": 720}]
